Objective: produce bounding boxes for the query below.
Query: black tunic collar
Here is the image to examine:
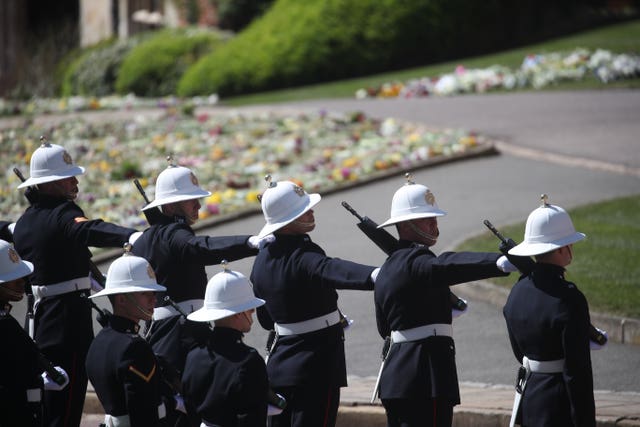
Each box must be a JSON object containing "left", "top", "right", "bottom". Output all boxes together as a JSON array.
[
  {"left": 211, "top": 326, "right": 244, "bottom": 344},
  {"left": 108, "top": 315, "right": 141, "bottom": 334}
]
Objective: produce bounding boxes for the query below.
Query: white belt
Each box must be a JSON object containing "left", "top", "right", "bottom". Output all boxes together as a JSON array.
[
  {"left": 26, "top": 388, "right": 41, "bottom": 402},
  {"left": 104, "top": 402, "right": 166, "bottom": 427},
  {"left": 275, "top": 310, "right": 341, "bottom": 336},
  {"left": 32, "top": 277, "right": 91, "bottom": 312},
  {"left": 523, "top": 356, "right": 564, "bottom": 373},
  {"left": 32, "top": 277, "right": 91, "bottom": 300},
  {"left": 391, "top": 323, "right": 453, "bottom": 343},
  {"left": 153, "top": 299, "right": 203, "bottom": 320},
  {"left": 509, "top": 356, "right": 565, "bottom": 427}
]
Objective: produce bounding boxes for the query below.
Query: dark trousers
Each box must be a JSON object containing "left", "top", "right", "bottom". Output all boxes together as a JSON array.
[
  {"left": 36, "top": 292, "right": 93, "bottom": 427},
  {"left": 382, "top": 397, "right": 454, "bottom": 427},
  {"left": 269, "top": 385, "right": 340, "bottom": 427}
]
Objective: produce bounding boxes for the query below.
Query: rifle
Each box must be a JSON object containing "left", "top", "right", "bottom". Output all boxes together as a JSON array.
[
  {"left": 483, "top": 219, "right": 608, "bottom": 346},
  {"left": 133, "top": 178, "right": 164, "bottom": 225},
  {"left": 38, "top": 352, "right": 68, "bottom": 386},
  {"left": 13, "top": 167, "right": 111, "bottom": 327},
  {"left": 12, "top": 312, "right": 68, "bottom": 386},
  {"left": 341, "top": 201, "right": 468, "bottom": 312}
]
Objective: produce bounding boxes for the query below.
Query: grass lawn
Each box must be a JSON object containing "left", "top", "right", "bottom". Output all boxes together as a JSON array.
[
  {"left": 222, "top": 19, "right": 640, "bottom": 106},
  {"left": 455, "top": 195, "right": 640, "bottom": 319}
]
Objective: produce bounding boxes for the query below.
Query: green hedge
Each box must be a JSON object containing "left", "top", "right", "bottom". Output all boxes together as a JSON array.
[
  {"left": 115, "top": 28, "right": 229, "bottom": 96},
  {"left": 177, "top": 0, "right": 597, "bottom": 97},
  {"left": 60, "top": 36, "right": 149, "bottom": 97}
]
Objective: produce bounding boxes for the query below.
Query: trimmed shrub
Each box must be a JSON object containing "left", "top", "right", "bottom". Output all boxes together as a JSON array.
[
  {"left": 177, "top": 0, "right": 607, "bottom": 97},
  {"left": 115, "top": 27, "right": 230, "bottom": 96},
  {"left": 60, "top": 35, "right": 150, "bottom": 97}
]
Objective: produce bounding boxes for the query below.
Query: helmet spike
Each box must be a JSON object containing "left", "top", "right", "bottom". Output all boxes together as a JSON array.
[
  {"left": 540, "top": 194, "right": 549, "bottom": 207},
  {"left": 221, "top": 259, "right": 229, "bottom": 272},
  {"left": 265, "top": 174, "right": 276, "bottom": 188},
  {"left": 123, "top": 242, "right": 132, "bottom": 255},
  {"left": 40, "top": 135, "right": 50, "bottom": 147},
  {"left": 404, "top": 172, "right": 414, "bottom": 185},
  {"left": 166, "top": 155, "right": 176, "bottom": 168}
]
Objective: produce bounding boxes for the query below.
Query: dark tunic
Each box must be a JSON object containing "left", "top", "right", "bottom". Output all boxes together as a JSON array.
[
  {"left": 182, "top": 327, "right": 268, "bottom": 427},
  {"left": 13, "top": 193, "right": 136, "bottom": 427},
  {"left": 132, "top": 214, "right": 257, "bottom": 373},
  {"left": 0, "top": 221, "right": 13, "bottom": 242},
  {"left": 374, "top": 241, "right": 507, "bottom": 403},
  {"left": 0, "top": 305, "right": 43, "bottom": 427},
  {"left": 250, "top": 233, "right": 375, "bottom": 389},
  {"left": 86, "top": 315, "right": 167, "bottom": 426},
  {"left": 503, "top": 263, "right": 596, "bottom": 427}
]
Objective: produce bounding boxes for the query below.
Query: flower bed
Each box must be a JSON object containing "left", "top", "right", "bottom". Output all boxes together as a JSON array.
[
  {"left": 0, "top": 109, "right": 493, "bottom": 228},
  {"left": 356, "top": 48, "right": 640, "bottom": 99}
]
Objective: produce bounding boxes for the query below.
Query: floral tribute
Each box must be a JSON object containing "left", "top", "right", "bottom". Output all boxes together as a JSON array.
[
  {"left": 356, "top": 48, "right": 640, "bottom": 99},
  {"left": 0, "top": 110, "right": 490, "bottom": 228}
]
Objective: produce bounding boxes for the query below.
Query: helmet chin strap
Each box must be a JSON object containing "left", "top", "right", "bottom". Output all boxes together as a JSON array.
[
  {"left": 125, "top": 294, "right": 153, "bottom": 319},
  {"left": 294, "top": 220, "right": 315, "bottom": 227},
  {"left": 0, "top": 286, "right": 24, "bottom": 301},
  {"left": 408, "top": 221, "right": 438, "bottom": 244}
]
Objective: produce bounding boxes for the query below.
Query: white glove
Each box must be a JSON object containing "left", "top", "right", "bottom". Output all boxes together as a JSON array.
[
  {"left": 7, "top": 222, "right": 16, "bottom": 234},
  {"left": 590, "top": 328, "right": 608, "bottom": 350},
  {"left": 267, "top": 393, "right": 286, "bottom": 416},
  {"left": 248, "top": 234, "right": 275, "bottom": 249},
  {"left": 452, "top": 300, "right": 468, "bottom": 318},
  {"left": 496, "top": 255, "right": 518, "bottom": 273},
  {"left": 42, "top": 366, "right": 69, "bottom": 391},
  {"left": 370, "top": 267, "right": 381, "bottom": 284},
  {"left": 128, "top": 231, "right": 143, "bottom": 245},
  {"left": 174, "top": 394, "right": 187, "bottom": 414}
]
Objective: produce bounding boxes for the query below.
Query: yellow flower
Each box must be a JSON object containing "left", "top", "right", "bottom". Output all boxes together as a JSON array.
[
  {"left": 222, "top": 188, "right": 237, "bottom": 200},
  {"left": 459, "top": 135, "right": 477, "bottom": 147},
  {"left": 207, "top": 192, "right": 222, "bottom": 204},
  {"left": 342, "top": 157, "right": 358, "bottom": 168},
  {"left": 245, "top": 190, "right": 261, "bottom": 203}
]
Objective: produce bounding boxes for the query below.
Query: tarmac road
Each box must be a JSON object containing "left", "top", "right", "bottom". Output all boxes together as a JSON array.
[{"left": 8, "top": 89, "right": 640, "bottom": 395}]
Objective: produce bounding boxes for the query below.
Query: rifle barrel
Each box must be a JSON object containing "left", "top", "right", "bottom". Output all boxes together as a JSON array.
[
  {"left": 133, "top": 179, "right": 151, "bottom": 204},
  {"left": 483, "top": 219, "right": 509, "bottom": 244},
  {"left": 341, "top": 201, "right": 365, "bottom": 222}
]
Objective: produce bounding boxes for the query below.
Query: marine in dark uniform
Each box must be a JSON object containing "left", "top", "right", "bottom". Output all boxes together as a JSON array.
[
  {"left": 131, "top": 161, "right": 260, "bottom": 379},
  {"left": 183, "top": 264, "right": 269, "bottom": 426},
  {"left": 250, "top": 177, "right": 377, "bottom": 427},
  {"left": 373, "top": 176, "right": 513, "bottom": 427},
  {"left": 0, "top": 239, "right": 69, "bottom": 427},
  {"left": 13, "top": 142, "right": 138, "bottom": 427},
  {"left": 503, "top": 199, "right": 596, "bottom": 426},
  {"left": 86, "top": 250, "right": 178, "bottom": 427}
]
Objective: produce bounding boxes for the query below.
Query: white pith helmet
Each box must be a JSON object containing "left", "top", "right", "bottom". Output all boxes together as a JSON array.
[
  {"left": 257, "top": 175, "right": 321, "bottom": 238},
  {"left": 188, "top": 261, "right": 265, "bottom": 322},
  {"left": 142, "top": 157, "right": 211, "bottom": 211},
  {"left": 90, "top": 244, "right": 166, "bottom": 298},
  {"left": 17, "top": 138, "right": 85, "bottom": 189},
  {"left": 0, "top": 240, "right": 33, "bottom": 283},
  {"left": 378, "top": 173, "right": 446, "bottom": 228},
  {"left": 509, "top": 195, "right": 585, "bottom": 257}
]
